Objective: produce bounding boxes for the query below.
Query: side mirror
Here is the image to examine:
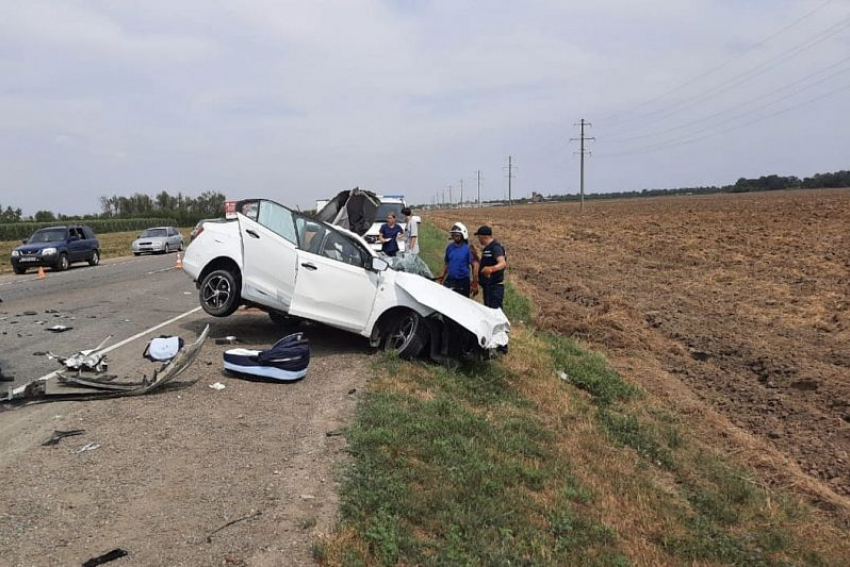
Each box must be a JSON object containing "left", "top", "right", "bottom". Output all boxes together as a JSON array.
[
  {"left": 371, "top": 257, "right": 389, "bottom": 272},
  {"left": 22, "top": 239, "right": 27, "bottom": 244}
]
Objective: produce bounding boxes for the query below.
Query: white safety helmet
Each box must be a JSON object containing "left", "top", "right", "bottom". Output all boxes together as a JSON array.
[{"left": 450, "top": 222, "right": 469, "bottom": 241}]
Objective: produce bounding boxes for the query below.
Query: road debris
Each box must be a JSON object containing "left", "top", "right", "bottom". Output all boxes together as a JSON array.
[
  {"left": 46, "top": 335, "right": 112, "bottom": 373},
  {"left": 557, "top": 370, "right": 570, "bottom": 381},
  {"left": 214, "top": 336, "right": 239, "bottom": 345},
  {"left": 223, "top": 333, "right": 310, "bottom": 382},
  {"left": 206, "top": 510, "right": 262, "bottom": 543},
  {"left": 42, "top": 429, "right": 86, "bottom": 446},
  {"left": 46, "top": 325, "right": 73, "bottom": 333},
  {"left": 209, "top": 382, "right": 226, "bottom": 391},
  {"left": 3, "top": 325, "right": 209, "bottom": 405},
  {"left": 143, "top": 336, "right": 184, "bottom": 361},
  {"left": 81, "top": 548, "right": 129, "bottom": 566},
  {"left": 73, "top": 442, "right": 101, "bottom": 454}
]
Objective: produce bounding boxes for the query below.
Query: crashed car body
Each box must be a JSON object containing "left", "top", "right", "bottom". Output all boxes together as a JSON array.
[{"left": 182, "top": 198, "right": 509, "bottom": 358}]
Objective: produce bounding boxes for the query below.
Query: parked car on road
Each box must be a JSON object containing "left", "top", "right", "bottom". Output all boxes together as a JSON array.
[
  {"left": 10, "top": 225, "right": 100, "bottom": 274},
  {"left": 132, "top": 226, "right": 184, "bottom": 256},
  {"left": 182, "top": 198, "right": 509, "bottom": 359}
]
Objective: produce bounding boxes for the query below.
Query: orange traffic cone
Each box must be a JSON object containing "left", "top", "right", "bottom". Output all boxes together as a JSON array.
[
  {"left": 175, "top": 251, "right": 183, "bottom": 270},
  {"left": 37, "top": 266, "right": 46, "bottom": 279}
]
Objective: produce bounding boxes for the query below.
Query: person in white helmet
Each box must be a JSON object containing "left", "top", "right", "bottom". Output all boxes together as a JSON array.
[{"left": 436, "top": 222, "right": 479, "bottom": 297}]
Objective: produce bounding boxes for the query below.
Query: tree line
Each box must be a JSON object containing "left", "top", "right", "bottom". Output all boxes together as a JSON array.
[{"left": 0, "top": 190, "right": 227, "bottom": 226}]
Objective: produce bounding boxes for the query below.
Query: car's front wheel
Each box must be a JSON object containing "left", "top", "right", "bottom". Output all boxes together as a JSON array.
[
  {"left": 384, "top": 310, "right": 428, "bottom": 358},
  {"left": 55, "top": 253, "right": 69, "bottom": 271},
  {"left": 199, "top": 269, "right": 241, "bottom": 317},
  {"left": 269, "top": 311, "right": 303, "bottom": 329},
  {"left": 88, "top": 250, "right": 100, "bottom": 266},
  {"left": 13, "top": 266, "right": 26, "bottom": 275}
]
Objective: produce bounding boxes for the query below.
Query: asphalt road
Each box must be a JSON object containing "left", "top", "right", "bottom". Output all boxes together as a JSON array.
[{"left": 0, "top": 253, "right": 204, "bottom": 391}]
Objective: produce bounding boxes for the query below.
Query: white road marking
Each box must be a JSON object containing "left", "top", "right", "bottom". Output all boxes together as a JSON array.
[
  {"left": 7, "top": 306, "right": 204, "bottom": 397},
  {"left": 0, "top": 258, "right": 163, "bottom": 287}
]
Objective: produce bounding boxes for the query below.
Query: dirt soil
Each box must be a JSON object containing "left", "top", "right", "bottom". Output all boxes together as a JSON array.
[
  {"left": 430, "top": 188, "right": 850, "bottom": 501},
  {"left": 0, "top": 313, "right": 371, "bottom": 566}
]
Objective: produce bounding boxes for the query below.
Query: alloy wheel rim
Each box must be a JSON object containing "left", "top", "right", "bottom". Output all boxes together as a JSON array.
[
  {"left": 203, "top": 275, "right": 231, "bottom": 308},
  {"left": 388, "top": 314, "right": 416, "bottom": 350}
]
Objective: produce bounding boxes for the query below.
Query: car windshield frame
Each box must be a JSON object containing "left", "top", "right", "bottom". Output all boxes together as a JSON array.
[
  {"left": 140, "top": 228, "right": 168, "bottom": 238},
  {"left": 28, "top": 229, "right": 67, "bottom": 244}
]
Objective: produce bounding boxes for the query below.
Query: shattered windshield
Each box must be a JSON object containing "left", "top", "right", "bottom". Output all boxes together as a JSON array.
[
  {"left": 385, "top": 252, "right": 434, "bottom": 279},
  {"left": 141, "top": 228, "right": 168, "bottom": 238},
  {"left": 28, "top": 229, "right": 67, "bottom": 243}
]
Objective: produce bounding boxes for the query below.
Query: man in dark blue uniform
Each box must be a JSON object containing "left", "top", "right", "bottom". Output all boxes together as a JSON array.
[
  {"left": 378, "top": 212, "right": 404, "bottom": 257},
  {"left": 436, "top": 222, "right": 479, "bottom": 297},
  {"left": 475, "top": 225, "right": 507, "bottom": 310}
]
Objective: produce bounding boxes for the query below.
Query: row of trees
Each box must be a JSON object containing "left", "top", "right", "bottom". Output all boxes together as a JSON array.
[
  {"left": 541, "top": 169, "right": 849, "bottom": 203},
  {"left": 0, "top": 191, "right": 227, "bottom": 227}
]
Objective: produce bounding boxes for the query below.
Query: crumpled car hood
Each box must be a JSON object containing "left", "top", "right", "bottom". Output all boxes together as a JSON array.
[{"left": 394, "top": 272, "right": 510, "bottom": 349}]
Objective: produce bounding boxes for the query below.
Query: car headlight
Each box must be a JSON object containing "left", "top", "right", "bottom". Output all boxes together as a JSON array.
[
  {"left": 42, "top": 247, "right": 57, "bottom": 255},
  {"left": 11, "top": 250, "right": 19, "bottom": 257}
]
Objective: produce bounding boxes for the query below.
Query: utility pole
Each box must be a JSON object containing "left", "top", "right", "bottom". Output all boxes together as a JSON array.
[
  {"left": 570, "top": 119, "right": 595, "bottom": 212},
  {"left": 459, "top": 179, "right": 464, "bottom": 208},
  {"left": 442, "top": 189, "right": 446, "bottom": 207},
  {"left": 476, "top": 170, "right": 482, "bottom": 208},
  {"left": 449, "top": 185, "right": 453, "bottom": 208},
  {"left": 503, "top": 156, "right": 516, "bottom": 208}
]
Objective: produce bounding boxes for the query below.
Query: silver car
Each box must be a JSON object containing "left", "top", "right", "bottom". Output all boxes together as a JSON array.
[{"left": 132, "top": 226, "right": 184, "bottom": 256}]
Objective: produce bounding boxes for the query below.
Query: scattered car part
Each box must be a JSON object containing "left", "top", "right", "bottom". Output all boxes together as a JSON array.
[
  {"left": 73, "top": 442, "right": 100, "bottom": 454},
  {"left": 223, "top": 333, "right": 310, "bottom": 382},
  {"left": 143, "top": 336, "right": 184, "bottom": 361},
  {"left": 82, "top": 548, "right": 129, "bottom": 567},
  {"left": 42, "top": 429, "right": 86, "bottom": 446},
  {"left": 206, "top": 510, "right": 262, "bottom": 543},
  {"left": 46, "top": 325, "right": 73, "bottom": 333},
  {"left": 46, "top": 335, "right": 112, "bottom": 373},
  {"left": 214, "top": 336, "right": 239, "bottom": 345},
  {"left": 2, "top": 326, "right": 209, "bottom": 405},
  {"left": 209, "top": 382, "right": 226, "bottom": 391}
]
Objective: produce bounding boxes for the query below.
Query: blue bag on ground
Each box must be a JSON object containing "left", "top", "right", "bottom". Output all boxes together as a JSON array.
[{"left": 223, "top": 333, "right": 310, "bottom": 381}]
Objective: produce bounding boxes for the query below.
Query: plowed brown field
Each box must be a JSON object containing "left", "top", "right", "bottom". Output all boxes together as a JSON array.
[{"left": 429, "top": 188, "right": 850, "bottom": 500}]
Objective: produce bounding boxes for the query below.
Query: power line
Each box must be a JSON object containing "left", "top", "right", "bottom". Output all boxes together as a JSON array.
[
  {"left": 602, "top": 10, "right": 850, "bottom": 133},
  {"left": 598, "top": 0, "right": 835, "bottom": 126},
  {"left": 600, "top": 80, "right": 850, "bottom": 158},
  {"left": 605, "top": 55, "right": 850, "bottom": 145}
]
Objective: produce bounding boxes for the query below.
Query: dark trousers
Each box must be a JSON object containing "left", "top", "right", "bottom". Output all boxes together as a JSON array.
[
  {"left": 482, "top": 282, "right": 505, "bottom": 310},
  {"left": 444, "top": 277, "right": 470, "bottom": 297}
]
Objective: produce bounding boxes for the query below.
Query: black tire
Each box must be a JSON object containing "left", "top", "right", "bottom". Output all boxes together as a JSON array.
[
  {"left": 179, "top": 241, "right": 184, "bottom": 251},
  {"left": 13, "top": 266, "right": 26, "bottom": 275},
  {"left": 163, "top": 243, "right": 170, "bottom": 254},
  {"left": 384, "top": 310, "right": 428, "bottom": 358},
  {"left": 55, "top": 253, "right": 69, "bottom": 272},
  {"left": 199, "top": 269, "right": 241, "bottom": 317},
  {"left": 88, "top": 250, "right": 100, "bottom": 266},
  {"left": 133, "top": 252, "right": 141, "bottom": 256},
  {"left": 269, "top": 311, "right": 303, "bottom": 329}
]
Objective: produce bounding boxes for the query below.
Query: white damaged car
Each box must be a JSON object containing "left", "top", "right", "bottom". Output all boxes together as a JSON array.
[{"left": 182, "top": 198, "right": 509, "bottom": 359}]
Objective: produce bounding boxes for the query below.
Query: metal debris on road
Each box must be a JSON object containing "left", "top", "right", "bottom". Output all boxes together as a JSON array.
[
  {"left": 214, "top": 336, "right": 239, "bottom": 345},
  {"left": 81, "top": 548, "right": 129, "bottom": 567},
  {"left": 206, "top": 510, "right": 262, "bottom": 543},
  {"left": 42, "top": 429, "right": 86, "bottom": 446},
  {"left": 73, "top": 442, "right": 101, "bottom": 454},
  {"left": 3, "top": 326, "right": 210, "bottom": 405},
  {"left": 46, "top": 335, "right": 112, "bottom": 373},
  {"left": 46, "top": 325, "right": 73, "bottom": 333},
  {"left": 209, "top": 382, "right": 226, "bottom": 391}
]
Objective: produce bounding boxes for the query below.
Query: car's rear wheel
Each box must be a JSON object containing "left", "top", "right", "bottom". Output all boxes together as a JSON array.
[
  {"left": 13, "top": 266, "right": 26, "bottom": 275},
  {"left": 268, "top": 311, "right": 303, "bottom": 329},
  {"left": 384, "top": 310, "right": 428, "bottom": 358},
  {"left": 199, "top": 269, "right": 241, "bottom": 317},
  {"left": 88, "top": 250, "right": 100, "bottom": 266},
  {"left": 55, "top": 253, "right": 69, "bottom": 271}
]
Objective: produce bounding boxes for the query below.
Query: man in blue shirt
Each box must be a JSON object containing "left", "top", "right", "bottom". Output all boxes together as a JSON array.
[
  {"left": 378, "top": 212, "right": 404, "bottom": 256},
  {"left": 436, "top": 222, "right": 479, "bottom": 297}
]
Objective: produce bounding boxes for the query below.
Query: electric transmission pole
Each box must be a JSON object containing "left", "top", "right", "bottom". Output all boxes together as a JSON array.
[
  {"left": 570, "top": 119, "right": 595, "bottom": 212},
  {"left": 448, "top": 185, "right": 453, "bottom": 208},
  {"left": 504, "top": 156, "right": 517, "bottom": 208},
  {"left": 476, "top": 170, "right": 482, "bottom": 208},
  {"left": 459, "top": 179, "right": 464, "bottom": 208}
]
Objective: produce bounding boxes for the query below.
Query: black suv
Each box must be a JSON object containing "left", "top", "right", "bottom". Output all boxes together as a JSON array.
[{"left": 10, "top": 225, "right": 101, "bottom": 274}]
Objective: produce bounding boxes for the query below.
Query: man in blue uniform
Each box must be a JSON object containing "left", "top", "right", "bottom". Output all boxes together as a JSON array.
[
  {"left": 475, "top": 225, "right": 507, "bottom": 310},
  {"left": 378, "top": 212, "right": 404, "bottom": 256},
  {"left": 436, "top": 222, "right": 479, "bottom": 297}
]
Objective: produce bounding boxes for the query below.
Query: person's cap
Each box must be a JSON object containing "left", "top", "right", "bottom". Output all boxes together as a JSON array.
[{"left": 474, "top": 225, "right": 492, "bottom": 236}]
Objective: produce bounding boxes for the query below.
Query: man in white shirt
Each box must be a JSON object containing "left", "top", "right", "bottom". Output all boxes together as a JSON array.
[{"left": 402, "top": 207, "right": 420, "bottom": 255}]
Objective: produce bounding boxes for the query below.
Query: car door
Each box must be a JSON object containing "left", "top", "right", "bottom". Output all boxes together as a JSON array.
[
  {"left": 238, "top": 200, "right": 299, "bottom": 312},
  {"left": 289, "top": 223, "right": 380, "bottom": 332},
  {"left": 68, "top": 228, "right": 86, "bottom": 262},
  {"left": 169, "top": 227, "right": 181, "bottom": 249}
]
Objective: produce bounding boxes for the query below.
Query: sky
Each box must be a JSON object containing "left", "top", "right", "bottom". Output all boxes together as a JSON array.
[{"left": 1, "top": 0, "right": 849, "bottom": 215}]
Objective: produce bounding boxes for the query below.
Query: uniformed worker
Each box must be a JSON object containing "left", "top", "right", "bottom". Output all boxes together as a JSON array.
[
  {"left": 436, "top": 222, "right": 479, "bottom": 297},
  {"left": 474, "top": 225, "right": 507, "bottom": 310}
]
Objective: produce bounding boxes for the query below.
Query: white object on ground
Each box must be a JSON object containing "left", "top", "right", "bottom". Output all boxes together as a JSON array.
[
  {"left": 73, "top": 442, "right": 100, "bottom": 454},
  {"left": 209, "top": 382, "right": 226, "bottom": 391}
]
